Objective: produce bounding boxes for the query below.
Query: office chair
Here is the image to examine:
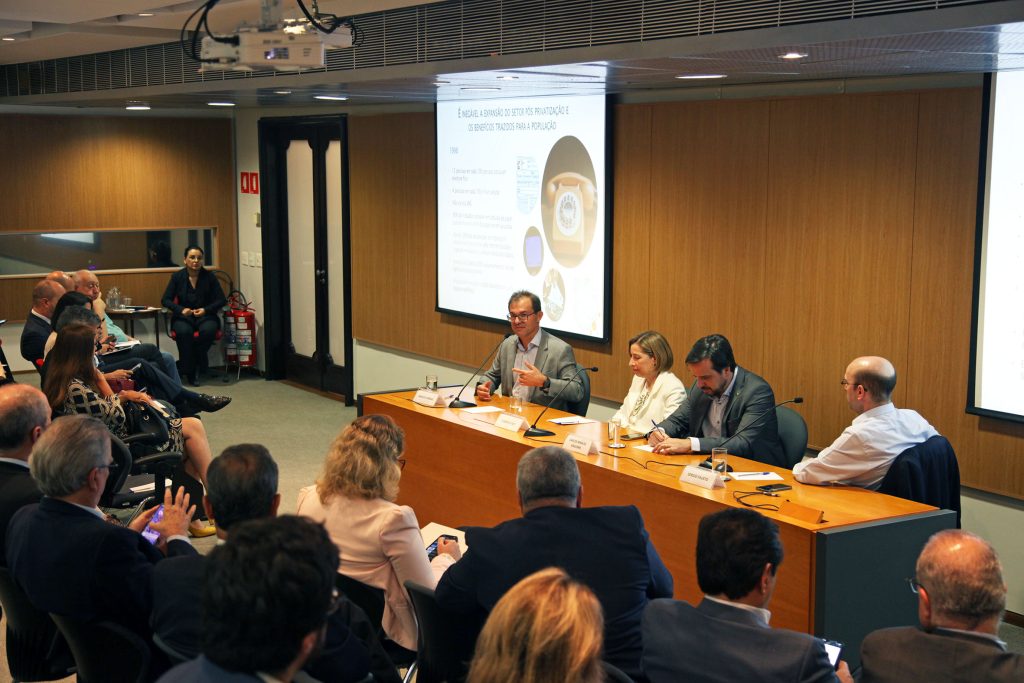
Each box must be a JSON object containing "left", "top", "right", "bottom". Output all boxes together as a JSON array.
[
  {"left": 0, "top": 567, "right": 76, "bottom": 682},
  {"left": 603, "top": 661, "right": 634, "bottom": 683},
  {"left": 776, "top": 405, "right": 809, "bottom": 468},
  {"left": 101, "top": 426, "right": 183, "bottom": 513},
  {"left": 564, "top": 363, "right": 592, "bottom": 417},
  {"left": 50, "top": 614, "right": 151, "bottom": 683},
  {"left": 335, "top": 573, "right": 416, "bottom": 670},
  {"left": 404, "top": 580, "right": 482, "bottom": 683},
  {"left": 878, "top": 435, "right": 961, "bottom": 527}
]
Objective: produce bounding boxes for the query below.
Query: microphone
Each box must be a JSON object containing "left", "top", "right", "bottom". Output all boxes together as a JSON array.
[
  {"left": 524, "top": 366, "right": 597, "bottom": 438},
  {"left": 699, "top": 397, "right": 803, "bottom": 470},
  {"left": 448, "top": 333, "right": 514, "bottom": 409}
]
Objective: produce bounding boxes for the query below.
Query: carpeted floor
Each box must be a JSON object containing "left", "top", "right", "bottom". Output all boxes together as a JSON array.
[{"left": 0, "top": 374, "right": 1020, "bottom": 681}]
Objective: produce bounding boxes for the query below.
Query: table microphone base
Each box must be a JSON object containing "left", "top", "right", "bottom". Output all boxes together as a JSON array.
[
  {"left": 448, "top": 399, "right": 476, "bottom": 409},
  {"left": 524, "top": 426, "right": 555, "bottom": 437}
]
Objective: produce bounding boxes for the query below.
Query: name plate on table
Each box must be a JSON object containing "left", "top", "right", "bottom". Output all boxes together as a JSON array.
[
  {"left": 563, "top": 433, "right": 599, "bottom": 455},
  {"left": 412, "top": 389, "right": 446, "bottom": 407},
  {"left": 681, "top": 465, "right": 724, "bottom": 490},
  {"left": 494, "top": 413, "right": 528, "bottom": 433}
]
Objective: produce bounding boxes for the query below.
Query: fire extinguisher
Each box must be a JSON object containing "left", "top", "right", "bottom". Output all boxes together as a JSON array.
[{"left": 224, "top": 293, "right": 257, "bottom": 368}]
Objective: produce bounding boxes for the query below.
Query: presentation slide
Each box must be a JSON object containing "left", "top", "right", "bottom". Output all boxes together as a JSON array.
[
  {"left": 971, "top": 71, "right": 1024, "bottom": 421},
  {"left": 436, "top": 94, "right": 609, "bottom": 341}
]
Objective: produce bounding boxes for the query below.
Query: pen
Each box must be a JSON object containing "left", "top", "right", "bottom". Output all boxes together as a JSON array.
[
  {"left": 650, "top": 420, "right": 665, "bottom": 434},
  {"left": 734, "top": 472, "right": 772, "bottom": 478}
]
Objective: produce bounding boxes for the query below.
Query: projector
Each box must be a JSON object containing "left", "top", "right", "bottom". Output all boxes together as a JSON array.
[{"left": 199, "top": 23, "right": 353, "bottom": 72}]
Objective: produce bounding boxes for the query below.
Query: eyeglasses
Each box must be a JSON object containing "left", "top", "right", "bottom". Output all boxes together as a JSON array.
[
  {"left": 397, "top": 457, "right": 407, "bottom": 470},
  {"left": 506, "top": 312, "right": 536, "bottom": 322},
  {"left": 839, "top": 379, "right": 861, "bottom": 388},
  {"left": 95, "top": 462, "right": 113, "bottom": 471},
  {"left": 906, "top": 577, "right": 925, "bottom": 594}
]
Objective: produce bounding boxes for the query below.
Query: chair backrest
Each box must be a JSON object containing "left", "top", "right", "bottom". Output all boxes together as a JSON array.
[
  {"left": 404, "top": 580, "right": 482, "bottom": 683},
  {"left": 0, "top": 567, "right": 75, "bottom": 681},
  {"left": 50, "top": 614, "right": 151, "bottom": 683},
  {"left": 878, "top": 435, "right": 961, "bottom": 527},
  {"left": 102, "top": 434, "right": 135, "bottom": 505},
  {"left": 603, "top": 661, "right": 634, "bottom": 683},
  {"left": 335, "top": 573, "right": 386, "bottom": 637},
  {"left": 776, "top": 405, "right": 809, "bottom": 468},
  {"left": 564, "top": 364, "right": 592, "bottom": 417}
]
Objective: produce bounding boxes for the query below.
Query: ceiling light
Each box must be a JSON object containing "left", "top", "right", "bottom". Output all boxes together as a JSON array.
[
  {"left": 207, "top": 101, "right": 235, "bottom": 107},
  {"left": 138, "top": 13, "right": 155, "bottom": 17},
  {"left": 461, "top": 87, "right": 500, "bottom": 92},
  {"left": 125, "top": 102, "right": 150, "bottom": 111},
  {"left": 675, "top": 74, "right": 727, "bottom": 80},
  {"left": 780, "top": 52, "right": 808, "bottom": 60},
  {"left": 1, "top": 37, "right": 15, "bottom": 42},
  {"left": 433, "top": 80, "right": 450, "bottom": 86},
  {"left": 497, "top": 75, "right": 518, "bottom": 81},
  {"left": 314, "top": 94, "right": 348, "bottom": 101},
  {"left": 274, "top": 90, "right": 292, "bottom": 95}
]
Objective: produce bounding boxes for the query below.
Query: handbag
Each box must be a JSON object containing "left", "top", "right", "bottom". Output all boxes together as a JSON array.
[{"left": 122, "top": 400, "right": 175, "bottom": 442}]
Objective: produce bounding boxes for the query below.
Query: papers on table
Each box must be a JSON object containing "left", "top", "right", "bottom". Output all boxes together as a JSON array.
[
  {"left": 129, "top": 478, "right": 173, "bottom": 493},
  {"left": 420, "top": 522, "right": 468, "bottom": 553},
  {"left": 99, "top": 340, "right": 141, "bottom": 355},
  {"left": 461, "top": 405, "right": 503, "bottom": 414},
  {"left": 731, "top": 471, "right": 784, "bottom": 481},
  {"left": 548, "top": 416, "right": 597, "bottom": 425},
  {"left": 633, "top": 444, "right": 655, "bottom": 452}
]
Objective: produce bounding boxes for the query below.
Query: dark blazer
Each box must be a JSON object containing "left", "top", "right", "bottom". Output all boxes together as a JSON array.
[
  {"left": 0, "top": 461, "right": 42, "bottom": 566},
  {"left": 19, "top": 311, "right": 51, "bottom": 366},
  {"left": 860, "top": 626, "right": 1023, "bottom": 683},
  {"left": 6, "top": 497, "right": 196, "bottom": 637},
  {"left": 479, "top": 331, "right": 583, "bottom": 408},
  {"left": 157, "top": 655, "right": 262, "bottom": 682},
  {"left": 656, "top": 366, "right": 784, "bottom": 466},
  {"left": 642, "top": 598, "right": 840, "bottom": 683},
  {"left": 161, "top": 268, "right": 227, "bottom": 325},
  {"left": 877, "top": 435, "right": 961, "bottom": 527},
  {"left": 435, "top": 505, "right": 674, "bottom": 680}
]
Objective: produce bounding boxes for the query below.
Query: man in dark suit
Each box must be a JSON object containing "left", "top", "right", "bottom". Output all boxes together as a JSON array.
[
  {"left": 435, "top": 445, "right": 674, "bottom": 680},
  {"left": 475, "top": 290, "right": 583, "bottom": 409},
  {"left": 19, "top": 278, "right": 64, "bottom": 369},
  {"left": 860, "top": 529, "right": 1022, "bottom": 682},
  {"left": 0, "top": 385, "right": 49, "bottom": 565},
  {"left": 642, "top": 508, "right": 852, "bottom": 683},
  {"left": 158, "top": 516, "right": 343, "bottom": 683},
  {"left": 152, "top": 444, "right": 394, "bottom": 683},
  {"left": 649, "top": 333, "right": 784, "bottom": 466},
  {"left": 6, "top": 414, "right": 196, "bottom": 638}
]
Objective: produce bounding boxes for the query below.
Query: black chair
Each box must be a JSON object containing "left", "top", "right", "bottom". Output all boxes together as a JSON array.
[
  {"left": 878, "top": 434, "right": 961, "bottom": 527},
  {"left": 564, "top": 363, "right": 592, "bottom": 417},
  {"left": 776, "top": 405, "right": 808, "bottom": 468},
  {"left": 50, "top": 614, "right": 151, "bottom": 683},
  {"left": 404, "top": 580, "right": 483, "bottom": 683},
  {"left": 603, "top": 661, "right": 634, "bottom": 683},
  {"left": 336, "top": 573, "right": 416, "bottom": 669},
  {"left": 101, "top": 431, "right": 182, "bottom": 512},
  {"left": 0, "top": 567, "right": 75, "bottom": 682}
]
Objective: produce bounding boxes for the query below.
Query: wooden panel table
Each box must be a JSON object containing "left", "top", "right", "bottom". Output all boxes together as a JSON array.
[{"left": 361, "top": 391, "right": 955, "bottom": 665}]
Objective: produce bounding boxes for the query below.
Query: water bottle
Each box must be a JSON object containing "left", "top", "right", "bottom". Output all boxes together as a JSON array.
[{"left": 108, "top": 287, "right": 121, "bottom": 309}]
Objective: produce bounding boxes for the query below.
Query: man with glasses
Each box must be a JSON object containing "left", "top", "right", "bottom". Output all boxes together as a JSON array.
[
  {"left": 860, "top": 529, "right": 1021, "bottom": 682},
  {"left": 475, "top": 290, "right": 583, "bottom": 410},
  {"left": 6, "top": 414, "right": 196, "bottom": 639},
  {"left": 792, "top": 356, "right": 937, "bottom": 489}
]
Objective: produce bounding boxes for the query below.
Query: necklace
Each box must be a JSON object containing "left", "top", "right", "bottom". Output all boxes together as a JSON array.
[{"left": 629, "top": 385, "right": 651, "bottom": 420}]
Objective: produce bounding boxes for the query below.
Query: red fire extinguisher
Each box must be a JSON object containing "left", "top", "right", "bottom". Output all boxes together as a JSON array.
[{"left": 224, "top": 293, "right": 256, "bottom": 368}]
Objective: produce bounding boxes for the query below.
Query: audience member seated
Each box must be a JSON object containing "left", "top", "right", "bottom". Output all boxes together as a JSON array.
[
  {"left": 467, "top": 567, "right": 604, "bottom": 683},
  {"left": 649, "top": 334, "right": 785, "bottom": 466},
  {"left": 73, "top": 268, "right": 180, "bottom": 382},
  {"left": 611, "top": 330, "right": 686, "bottom": 435},
  {"left": 0, "top": 385, "right": 48, "bottom": 565},
  {"left": 436, "top": 445, "right": 673, "bottom": 680},
  {"left": 860, "top": 529, "right": 1022, "bottom": 682},
  {"left": 157, "top": 515, "right": 345, "bottom": 683},
  {"left": 153, "top": 444, "right": 398, "bottom": 683},
  {"left": 297, "top": 414, "right": 461, "bottom": 651},
  {"left": 161, "top": 245, "right": 227, "bottom": 387},
  {"left": 19, "top": 278, "right": 65, "bottom": 368},
  {"left": 42, "top": 323, "right": 215, "bottom": 536},
  {"left": 642, "top": 508, "right": 852, "bottom": 683},
  {"left": 793, "top": 356, "right": 938, "bottom": 489},
  {"left": 6, "top": 415, "right": 196, "bottom": 638}
]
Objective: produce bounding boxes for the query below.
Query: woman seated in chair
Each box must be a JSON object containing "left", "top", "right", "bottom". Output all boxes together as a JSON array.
[
  {"left": 467, "top": 567, "right": 605, "bottom": 683},
  {"left": 42, "top": 322, "right": 215, "bottom": 536},
  {"left": 297, "top": 414, "right": 462, "bottom": 651},
  {"left": 611, "top": 330, "right": 687, "bottom": 435},
  {"left": 161, "top": 245, "right": 226, "bottom": 387}
]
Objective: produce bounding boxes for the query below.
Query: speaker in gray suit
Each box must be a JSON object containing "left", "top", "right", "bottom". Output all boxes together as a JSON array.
[
  {"left": 860, "top": 529, "right": 1022, "bottom": 683},
  {"left": 641, "top": 508, "right": 852, "bottom": 683},
  {"left": 475, "top": 290, "right": 582, "bottom": 410}
]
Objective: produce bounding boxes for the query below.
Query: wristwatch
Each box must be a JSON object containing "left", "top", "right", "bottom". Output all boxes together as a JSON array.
[{"left": 542, "top": 377, "right": 551, "bottom": 392}]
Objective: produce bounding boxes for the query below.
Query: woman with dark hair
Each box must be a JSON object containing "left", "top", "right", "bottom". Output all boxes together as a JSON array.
[
  {"left": 42, "top": 291, "right": 95, "bottom": 357},
  {"left": 42, "top": 322, "right": 215, "bottom": 536},
  {"left": 161, "top": 245, "right": 227, "bottom": 386}
]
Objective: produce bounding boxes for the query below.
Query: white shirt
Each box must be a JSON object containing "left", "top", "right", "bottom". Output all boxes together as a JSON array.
[
  {"left": 512, "top": 329, "right": 543, "bottom": 400},
  {"left": 792, "top": 402, "right": 938, "bottom": 490},
  {"left": 703, "top": 595, "right": 772, "bottom": 626},
  {"left": 612, "top": 372, "right": 687, "bottom": 434},
  {"left": 691, "top": 367, "right": 740, "bottom": 453}
]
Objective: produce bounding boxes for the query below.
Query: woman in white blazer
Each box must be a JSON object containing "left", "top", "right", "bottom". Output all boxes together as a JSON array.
[{"left": 611, "top": 330, "right": 687, "bottom": 435}]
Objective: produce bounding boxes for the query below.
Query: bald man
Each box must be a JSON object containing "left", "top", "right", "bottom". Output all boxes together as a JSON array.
[
  {"left": 792, "top": 356, "right": 937, "bottom": 489},
  {"left": 860, "top": 530, "right": 1022, "bottom": 682},
  {"left": 20, "top": 278, "right": 65, "bottom": 367},
  {"left": 0, "top": 385, "right": 48, "bottom": 564},
  {"left": 47, "top": 271, "right": 74, "bottom": 293}
]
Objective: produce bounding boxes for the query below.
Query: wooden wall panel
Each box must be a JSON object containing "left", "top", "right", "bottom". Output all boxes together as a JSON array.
[{"left": 762, "top": 93, "right": 920, "bottom": 451}]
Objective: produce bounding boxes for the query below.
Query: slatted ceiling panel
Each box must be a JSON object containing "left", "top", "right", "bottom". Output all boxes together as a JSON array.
[
  {"left": 353, "top": 12, "right": 385, "bottom": 68},
  {"left": 501, "top": 0, "right": 545, "bottom": 55},
  {"left": 641, "top": 0, "right": 701, "bottom": 40},
  {"left": 67, "top": 56, "right": 82, "bottom": 92},
  {"left": 544, "top": 0, "right": 593, "bottom": 51},
  {"left": 706, "top": 0, "right": 785, "bottom": 33},
  {"left": 385, "top": 6, "right": 422, "bottom": 65},
  {"left": 325, "top": 45, "right": 355, "bottom": 70},
  {"left": 776, "top": 0, "right": 851, "bottom": 24},
  {"left": 591, "top": 1, "right": 645, "bottom": 46},
  {"left": 459, "top": 0, "right": 501, "bottom": 58},
  {"left": 162, "top": 43, "right": 183, "bottom": 84},
  {"left": 424, "top": 2, "right": 464, "bottom": 62}
]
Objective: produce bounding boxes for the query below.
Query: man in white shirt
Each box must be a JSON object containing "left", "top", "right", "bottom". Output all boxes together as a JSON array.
[{"left": 793, "top": 356, "right": 937, "bottom": 489}]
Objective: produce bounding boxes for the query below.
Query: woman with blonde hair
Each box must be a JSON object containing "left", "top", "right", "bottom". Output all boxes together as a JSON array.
[
  {"left": 467, "top": 567, "right": 605, "bottom": 683},
  {"left": 611, "top": 330, "right": 687, "bottom": 436},
  {"left": 296, "top": 414, "right": 461, "bottom": 651}
]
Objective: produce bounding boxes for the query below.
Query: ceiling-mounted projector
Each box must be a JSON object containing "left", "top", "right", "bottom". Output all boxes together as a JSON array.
[{"left": 200, "top": 22, "right": 353, "bottom": 72}]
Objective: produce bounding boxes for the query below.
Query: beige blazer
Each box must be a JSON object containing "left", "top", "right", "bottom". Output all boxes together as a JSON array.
[{"left": 612, "top": 371, "right": 687, "bottom": 434}]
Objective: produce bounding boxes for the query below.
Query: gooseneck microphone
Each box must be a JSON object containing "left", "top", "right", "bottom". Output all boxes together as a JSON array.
[
  {"left": 524, "top": 366, "right": 598, "bottom": 438},
  {"left": 449, "top": 333, "right": 514, "bottom": 409},
  {"left": 699, "top": 397, "right": 803, "bottom": 470}
]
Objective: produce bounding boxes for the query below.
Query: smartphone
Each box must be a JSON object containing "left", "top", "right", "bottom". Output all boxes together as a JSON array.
[
  {"left": 822, "top": 639, "right": 843, "bottom": 667},
  {"left": 426, "top": 534, "right": 459, "bottom": 561},
  {"left": 757, "top": 483, "right": 793, "bottom": 493},
  {"left": 141, "top": 504, "right": 165, "bottom": 545}
]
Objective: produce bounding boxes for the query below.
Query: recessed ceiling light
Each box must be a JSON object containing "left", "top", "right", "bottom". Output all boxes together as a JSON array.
[
  {"left": 780, "top": 51, "right": 808, "bottom": 60},
  {"left": 314, "top": 94, "right": 348, "bottom": 101},
  {"left": 274, "top": 90, "right": 292, "bottom": 95},
  {"left": 461, "top": 87, "right": 500, "bottom": 92},
  {"left": 497, "top": 75, "right": 518, "bottom": 81},
  {"left": 138, "top": 12, "right": 155, "bottom": 17},
  {"left": 433, "top": 80, "right": 450, "bottom": 86},
  {"left": 675, "top": 74, "right": 727, "bottom": 80},
  {"left": 1, "top": 37, "right": 15, "bottom": 42},
  {"left": 125, "top": 102, "right": 150, "bottom": 110},
  {"left": 207, "top": 101, "right": 235, "bottom": 107}
]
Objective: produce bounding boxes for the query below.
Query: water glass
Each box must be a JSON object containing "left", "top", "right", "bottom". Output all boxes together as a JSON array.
[{"left": 711, "top": 447, "right": 730, "bottom": 481}]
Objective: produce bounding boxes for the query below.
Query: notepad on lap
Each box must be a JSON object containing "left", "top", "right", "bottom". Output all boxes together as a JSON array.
[{"left": 420, "top": 522, "right": 468, "bottom": 553}]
